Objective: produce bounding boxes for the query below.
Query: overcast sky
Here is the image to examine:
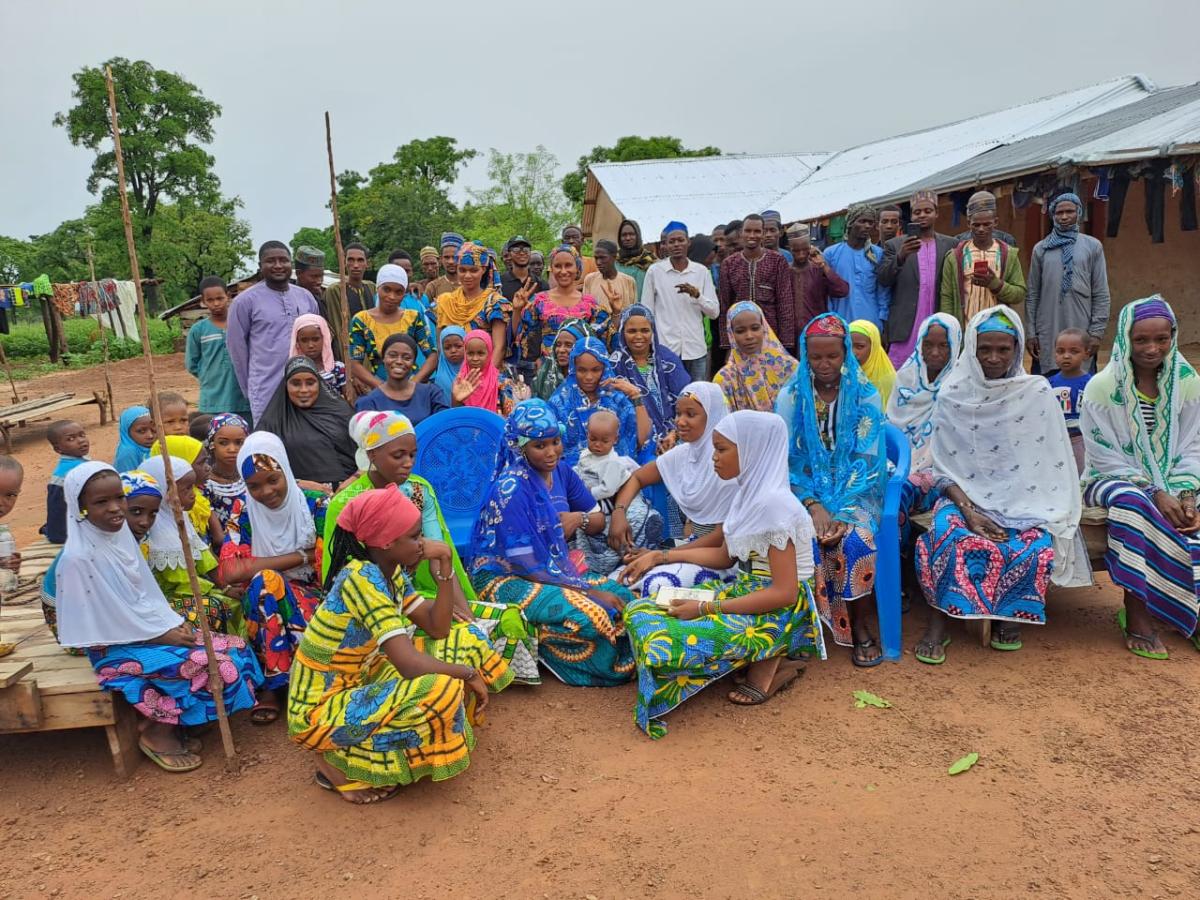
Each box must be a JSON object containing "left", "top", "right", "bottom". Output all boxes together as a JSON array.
[{"left": 1, "top": 0, "right": 1195, "bottom": 250}]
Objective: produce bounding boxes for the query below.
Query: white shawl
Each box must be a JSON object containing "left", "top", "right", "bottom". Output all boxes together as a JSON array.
[
  {"left": 931, "top": 306, "right": 1089, "bottom": 587},
  {"left": 139, "top": 455, "right": 209, "bottom": 571},
  {"left": 236, "top": 432, "right": 317, "bottom": 580},
  {"left": 713, "top": 410, "right": 815, "bottom": 579},
  {"left": 655, "top": 382, "right": 739, "bottom": 526},
  {"left": 55, "top": 461, "right": 184, "bottom": 648},
  {"left": 887, "top": 313, "right": 963, "bottom": 472}
]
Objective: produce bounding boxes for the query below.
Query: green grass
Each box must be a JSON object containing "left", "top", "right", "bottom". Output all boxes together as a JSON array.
[{"left": 0, "top": 318, "right": 178, "bottom": 381}]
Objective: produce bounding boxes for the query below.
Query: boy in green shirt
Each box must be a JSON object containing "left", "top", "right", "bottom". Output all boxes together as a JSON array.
[{"left": 185, "top": 277, "right": 251, "bottom": 417}]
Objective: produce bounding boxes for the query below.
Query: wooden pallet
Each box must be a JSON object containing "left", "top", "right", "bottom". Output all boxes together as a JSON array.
[
  {"left": 0, "top": 391, "right": 111, "bottom": 453},
  {"left": 0, "top": 559, "right": 138, "bottom": 777}
]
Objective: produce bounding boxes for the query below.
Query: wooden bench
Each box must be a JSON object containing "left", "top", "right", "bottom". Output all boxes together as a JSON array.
[
  {"left": 908, "top": 506, "right": 1110, "bottom": 646},
  {"left": 0, "top": 391, "right": 111, "bottom": 453},
  {"left": 0, "top": 550, "right": 139, "bottom": 778}
]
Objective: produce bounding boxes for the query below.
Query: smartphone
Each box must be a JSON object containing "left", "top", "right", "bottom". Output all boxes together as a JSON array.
[
  {"left": 973, "top": 260, "right": 991, "bottom": 277},
  {"left": 905, "top": 222, "right": 922, "bottom": 238}
]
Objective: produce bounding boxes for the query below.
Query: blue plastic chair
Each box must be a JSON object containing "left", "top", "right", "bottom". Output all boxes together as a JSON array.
[
  {"left": 875, "top": 423, "right": 911, "bottom": 662},
  {"left": 413, "top": 408, "right": 505, "bottom": 557}
]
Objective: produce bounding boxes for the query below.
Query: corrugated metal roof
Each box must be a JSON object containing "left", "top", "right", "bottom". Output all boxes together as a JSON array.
[
  {"left": 881, "top": 83, "right": 1200, "bottom": 201},
  {"left": 587, "top": 75, "right": 1160, "bottom": 227},
  {"left": 773, "top": 75, "right": 1155, "bottom": 221},
  {"left": 586, "top": 152, "right": 830, "bottom": 236}
]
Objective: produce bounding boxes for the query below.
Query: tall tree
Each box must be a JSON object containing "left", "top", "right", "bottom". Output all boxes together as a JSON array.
[
  {"left": 462, "top": 147, "right": 572, "bottom": 252},
  {"left": 562, "top": 135, "right": 721, "bottom": 205},
  {"left": 53, "top": 57, "right": 223, "bottom": 306}
]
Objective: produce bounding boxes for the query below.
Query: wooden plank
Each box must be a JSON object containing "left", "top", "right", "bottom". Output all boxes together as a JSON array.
[
  {"left": 0, "top": 393, "right": 73, "bottom": 418},
  {"left": 0, "top": 681, "right": 42, "bottom": 729},
  {"left": 0, "top": 396, "right": 102, "bottom": 428},
  {"left": 0, "top": 689, "right": 114, "bottom": 733},
  {"left": 0, "top": 660, "right": 33, "bottom": 687}
]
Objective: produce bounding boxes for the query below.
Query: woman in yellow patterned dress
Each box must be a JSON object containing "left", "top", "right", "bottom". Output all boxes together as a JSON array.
[
  {"left": 288, "top": 485, "right": 512, "bottom": 804},
  {"left": 620, "top": 411, "right": 826, "bottom": 738}
]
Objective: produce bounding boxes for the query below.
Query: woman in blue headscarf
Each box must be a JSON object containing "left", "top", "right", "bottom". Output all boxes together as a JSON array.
[
  {"left": 608, "top": 304, "right": 692, "bottom": 452},
  {"left": 469, "top": 400, "right": 635, "bottom": 686},
  {"left": 777, "top": 312, "right": 887, "bottom": 667},
  {"left": 114, "top": 405, "right": 155, "bottom": 472},
  {"left": 532, "top": 318, "right": 593, "bottom": 400},
  {"left": 547, "top": 336, "right": 649, "bottom": 466}
]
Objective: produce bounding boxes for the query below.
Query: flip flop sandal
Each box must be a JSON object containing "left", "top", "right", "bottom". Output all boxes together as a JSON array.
[
  {"left": 852, "top": 638, "right": 884, "bottom": 668},
  {"left": 250, "top": 703, "right": 280, "bottom": 725},
  {"left": 138, "top": 739, "right": 202, "bottom": 774},
  {"left": 990, "top": 626, "right": 1023, "bottom": 652},
  {"left": 1117, "top": 608, "right": 1169, "bottom": 660},
  {"left": 315, "top": 771, "right": 400, "bottom": 803},
  {"left": 727, "top": 683, "right": 770, "bottom": 706},
  {"left": 915, "top": 636, "right": 951, "bottom": 665}
]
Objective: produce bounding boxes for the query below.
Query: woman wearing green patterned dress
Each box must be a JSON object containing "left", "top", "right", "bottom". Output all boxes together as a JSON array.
[
  {"left": 323, "top": 409, "right": 540, "bottom": 683},
  {"left": 621, "top": 410, "right": 826, "bottom": 738}
]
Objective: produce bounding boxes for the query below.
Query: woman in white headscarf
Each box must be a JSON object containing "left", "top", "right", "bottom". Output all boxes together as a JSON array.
[
  {"left": 611, "top": 382, "right": 740, "bottom": 594},
  {"left": 55, "top": 461, "right": 261, "bottom": 773},
  {"left": 621, "top": 411, "right": 826, "bottom": 738},
  {"left": 217, "top": 432, "right": 327, "bottom": 723},
  {"left": 914, "top": 305, "right": 1089, "bottom": 665}
]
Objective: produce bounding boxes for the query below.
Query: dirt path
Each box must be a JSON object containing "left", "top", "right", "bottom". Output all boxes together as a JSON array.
[{"left": 1, "top": 357, "right": 1198, "bottom": 899}]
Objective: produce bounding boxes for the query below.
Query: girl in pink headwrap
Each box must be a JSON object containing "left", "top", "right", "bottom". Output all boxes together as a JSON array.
[
  {"left": 450, "top": 329, "right": 530, "bottom": 415},
  {"left": 291, "top": 313, "right": 352, "bottom": 404}
]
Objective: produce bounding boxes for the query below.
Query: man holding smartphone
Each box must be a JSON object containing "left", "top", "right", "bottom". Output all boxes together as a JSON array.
[
  {"left": 939, "top": 190, "right": 1027, "bottom": 324},
  {"left": 640, "top": 221, "right": 719, "bottom": 382},
  {"left": 876, "top": 190, "right": 958, "bottom": 365}
]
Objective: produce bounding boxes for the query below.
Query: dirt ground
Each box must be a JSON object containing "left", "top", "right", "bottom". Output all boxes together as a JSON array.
[{"left": 1, "top": 355, "right": 1198, "bottom": 900}]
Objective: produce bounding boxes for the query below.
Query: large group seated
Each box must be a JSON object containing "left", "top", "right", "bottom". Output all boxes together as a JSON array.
[{"left": 13, "top": 195, "right": 1197, "bottom": 805}]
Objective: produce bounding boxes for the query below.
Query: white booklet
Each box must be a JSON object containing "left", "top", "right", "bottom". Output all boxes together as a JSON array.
[{"left": 653, "top": 586, "right": 717, "bottom": 610}]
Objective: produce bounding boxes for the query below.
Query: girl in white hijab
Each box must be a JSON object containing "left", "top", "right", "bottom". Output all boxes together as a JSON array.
[
  {"left": 620, "top": 411, "right": 826, "bottom": 738},
  {"left": 219, "top": 431, "right": 325, "bottom": 723},
  {"left": 610, "top": 382, "right": 741, "bottom": 593},
  {"left": 55, "top": 461, "right": 260, "bottom": 772},
  {"left": 914, "top": 306, "right": 1089, "bottom": 665}
]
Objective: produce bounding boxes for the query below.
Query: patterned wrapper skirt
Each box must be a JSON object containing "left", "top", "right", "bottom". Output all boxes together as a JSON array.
[
  {"left": 814, "top": 520, "right": 877, "bottom": 647},
  {"left": 288, "top": 623, "right": 510, "bottom": 788},
  {"left": 1085, "top": 479, "right": 1200, "bottom": 638},
  {"left": 624, "top": 572, "right": 826, "bottom": 739},
  {"left": 88, "top": 633, "right": 262, "bottom": 726},
  {"left": 242, "top": 569, "right": 324, "bottom": 690},
  {"left": 460, "top": 599, "right": 541, "bottom": 685},
  {"left": 472, "top": 572, "right": 635, "bottom": 687},
  {"left": 917, "top": 497, "right": 1054, "bottom": 624}
]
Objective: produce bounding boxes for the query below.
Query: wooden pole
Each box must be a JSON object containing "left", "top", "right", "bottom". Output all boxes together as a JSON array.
[
  {"left": 324, "top": 112, "right": 356, "bottom": 401},
  {"left": 85, "top": 244, "right": 117, "bottom": 420},
  {"left": 105, "top": 66, "right": 237, "bottom": 764},
  {"left": 0, "top": 339, "right": 19, "bottom": 405}
]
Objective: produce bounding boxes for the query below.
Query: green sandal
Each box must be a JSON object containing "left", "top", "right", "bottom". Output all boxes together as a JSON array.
[
  {"left": 990, "top": 623, "right": 1023, "bottom": 652},
  {"left": 1117, "top": 608, "right": 1169, "bottom": 660},
  {"left": 914, "top": 636, "right": 951, "bottom": 665}
]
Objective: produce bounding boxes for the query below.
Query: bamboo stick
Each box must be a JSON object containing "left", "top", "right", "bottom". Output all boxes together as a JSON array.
[
  {"left": 0, "top": 340, "right": 19, "bottom": 405},
  {"left": 105, "top": 66, "right": 237, "bottom": 764},
  {"left": 324, "top": 112, "right": 356, "bottom": 400},
  {"left": 85, "top": 244, "right": 117, "bottom": 420}
]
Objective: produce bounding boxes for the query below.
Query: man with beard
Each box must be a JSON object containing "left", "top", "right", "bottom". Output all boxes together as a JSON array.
[
  {"left": 822, "top": 203, "right": 891, "bottom": 331},
  {"left": 788, "top": 223, "right": 848, "bottom": 329}
]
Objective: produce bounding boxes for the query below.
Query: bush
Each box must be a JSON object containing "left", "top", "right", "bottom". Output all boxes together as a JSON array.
[{"left": 1, "top": 317, "right": 176, "bottom": 360}]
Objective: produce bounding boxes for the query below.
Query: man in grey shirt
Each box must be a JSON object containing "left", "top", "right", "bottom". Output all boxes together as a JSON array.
[{"left": 1026, "top": 192, "right": 1111, "bottom": 372}]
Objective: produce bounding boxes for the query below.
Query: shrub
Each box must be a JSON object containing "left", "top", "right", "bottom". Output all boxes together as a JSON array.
[{"left": 1, "top": 317, "right": 176, "bottom": 360}]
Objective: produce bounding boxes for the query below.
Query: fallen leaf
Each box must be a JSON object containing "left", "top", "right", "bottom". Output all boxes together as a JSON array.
[
  {"left": 865, "top": 784, "right": 876, "bottom": 792},
  {"left": 852, "top": 690, "right": 891, "bottom": 708},
  {"left": 947, "top": 753, "right": 980, "bottom": 776}
]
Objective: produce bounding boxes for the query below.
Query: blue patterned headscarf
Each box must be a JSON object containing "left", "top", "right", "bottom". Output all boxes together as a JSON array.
[
  {"left": 1044, "top": 192, "right": 1083, "bottom": 299},
  {"left": 469, "top": 400, "right": 588, "bottom": 590},
  {"left": 120, "top": 470, "right": 162, "bottom": 500},
  {"left": 433, "top": 325, "right": 467, "bottom": 400},
  {"left": 548, "top": 337, "right": 638, "bottom": 465},
  {"left": 780, "top": 312, "right": 887, "bottom": 527},
  {"left": 609, "top": 304, "right": 691, "bottom": 444},
  {"left": 114, "top": 406, "right": 153, "bottom": 473}
]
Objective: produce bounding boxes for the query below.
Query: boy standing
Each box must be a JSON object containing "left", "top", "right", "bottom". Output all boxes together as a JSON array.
[
  {"left": 186, "top": 277, "right": 251, "bottom": 418},
  {"left": 1047, "top": 327, "right": 1093, "bottom": 473},
  {"left": 42, "top": 420, "right": 90, "bottom": 544}
]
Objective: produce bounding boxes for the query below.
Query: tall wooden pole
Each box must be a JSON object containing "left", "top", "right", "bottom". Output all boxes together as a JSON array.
[
  {"left": 105, "top": 66, "right": 237, "bottom": 764},
  {"left": 85, "top": 244, "right": 117, "bottom": 420},
  {"left": 0, "top": 339, "right": 19, "bottom": 405},
  {"left": 324, "top": 112, "right": 356, "bottom": 400}
]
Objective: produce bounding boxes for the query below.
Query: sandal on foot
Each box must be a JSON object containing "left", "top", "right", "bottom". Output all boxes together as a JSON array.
[
  {"left": 915, "top": 636, "right": 951, "bottom": 665},
  {"left": 727, "top": 683, "right": 770, "bottom": 706},
  {"left": 250, "top": 703, "right": 280, "bottom": 725},
  {"left": 852, "top": 638, "right": 884, "bottom": 668},
  {"left": 990, "top": 624, "right": 1023, "bottom": 652},
  {"left": 1117, "top": 608, "right": 1168, "bottom": 660},
  {"left": 138, "top": 739, "right": 202, "bottom": 774},
  {"left": 316, "top": 771, "right": 399, "bottom": 803}
]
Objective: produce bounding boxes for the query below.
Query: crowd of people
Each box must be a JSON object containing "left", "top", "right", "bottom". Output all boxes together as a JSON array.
[{"left": 8, "top": 185, "right": 1198, "bottom": 805}]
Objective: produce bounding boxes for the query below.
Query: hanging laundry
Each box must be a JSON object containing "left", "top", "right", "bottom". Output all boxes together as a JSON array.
[
  {"left": 0, "top": 288, "right": 14, "bottom": 309},
  {"left": 1144, "top": 159, "right": 1168, "bottom": 244},
  {"left": 1105, "top": 166, "right": 1132, "bottom": 238},
  {"left": 51, "top": 283, "right": 78, "bottom": 318},
  {"left": 950, "top": 190, "right": 970, "bottom": 227},
  {"left": 31, "top": 274, "right": 52, "bottom": 298},
  {"left": 1093, "top": 170, "right": 1110, "bottom": 201},
  {"left": 111, "top": 281, "right": 139, "bottom": 341}
]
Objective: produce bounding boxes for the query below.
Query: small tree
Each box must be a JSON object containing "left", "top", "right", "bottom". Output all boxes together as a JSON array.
[{"left": 462, "top": 147, "right": 572, "bottom": 251}]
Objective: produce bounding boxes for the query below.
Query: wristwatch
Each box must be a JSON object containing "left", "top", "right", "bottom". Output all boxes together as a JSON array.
[
  {"left": 630, "top": 396, "right": 644, "bottom": 407},
  {"left": 580, "top": 511, "right": 591, "bottom": 531}
]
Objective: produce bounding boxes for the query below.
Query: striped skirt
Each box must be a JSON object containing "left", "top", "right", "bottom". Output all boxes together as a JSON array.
[{"left": 1085, "top": 479, "right": 1200, "bottom": 638}]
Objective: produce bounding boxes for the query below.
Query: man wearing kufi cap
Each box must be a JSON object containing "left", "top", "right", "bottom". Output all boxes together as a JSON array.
[
  {"left": 955, "top": 190, "right": 1018, "bottom": 246},
  {"left": 876, "top": 189, "right": 958, "bottom": 365},
  {"left": 1026, "top": 191, "right": 1110, "bottom": 371},
  {"left": 940, "top": 190, "right": 1027, "bottom": 323},
  {"left": 761, "top": 210, "right": 794, "bottom": 264},
  {"left": 821, "top": 202, "right": 892, "bottom": 331},
  {"left": 423, "top": 232, "right": 464, "bottom": 301},
  {"left": 787, "top": 222, "right": 849, "bottom": 328}
]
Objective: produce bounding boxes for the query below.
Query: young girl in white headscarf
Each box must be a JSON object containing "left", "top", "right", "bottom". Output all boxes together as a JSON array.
[
  {"left": 620, "top": 410, "right": 826, "bottom": 738},
  {"left": 55, "top": 461, "right": 261, "bottom": 773}
]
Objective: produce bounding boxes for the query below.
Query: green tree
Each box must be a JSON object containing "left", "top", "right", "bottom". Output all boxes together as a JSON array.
[
  {"left": 562, "top": 135, "right": 721, "bottom": 205},
  {"left": 462, "top": 147, "right": 572, "bottom": 252},
  {"left": 0, "top": 236, "right": 34, "bottom": 283},
  {"left": 146, "top": 198, "right": 253, "bottom": 304},
  {"left": 53, "top": 57, "right": 224, "bottom": 305}
]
